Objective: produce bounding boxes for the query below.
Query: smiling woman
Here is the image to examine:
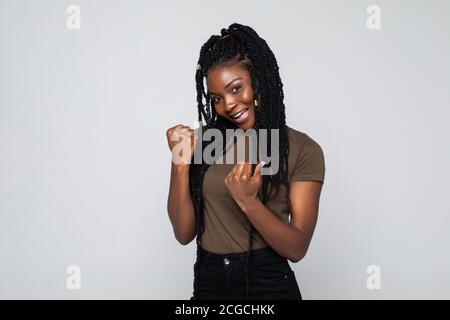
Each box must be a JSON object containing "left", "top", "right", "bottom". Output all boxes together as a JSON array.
[
  {"left": 206, "top": 59, "right": 256, "bottom": 128},
  {"left": 165, "top": 23, "right": 325, "bottom": 300}
]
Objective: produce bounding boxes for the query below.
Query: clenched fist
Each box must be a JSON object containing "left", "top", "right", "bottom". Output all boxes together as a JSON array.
[{"left": 166, "top": 124, "right": 198, "bottom": 166}]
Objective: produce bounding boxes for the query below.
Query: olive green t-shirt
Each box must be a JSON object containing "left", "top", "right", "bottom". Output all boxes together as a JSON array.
[{"left": 199, "top": 125, "right": 325, "bottom": 254}]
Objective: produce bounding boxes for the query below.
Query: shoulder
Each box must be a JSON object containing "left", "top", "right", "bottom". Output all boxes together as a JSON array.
[
  {"left": 286, "top": 126, "right": 324, "bottom": 155},
  {"left": 285, "top": 125, "right": 325, "bottom": 183}
]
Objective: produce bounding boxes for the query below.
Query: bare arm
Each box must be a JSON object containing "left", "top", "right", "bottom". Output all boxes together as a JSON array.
[
  {"left": 167, "top": 163, "right": 196, "bottom": 245},
  {"left": 224, "top": 162, "right": 322, "bottom": 263},
  {"left": 166, "top": 125, "right": 197, "bottom": 246},
  {"left": 242, "top": 181, "right": 322, "bottom": 263}
]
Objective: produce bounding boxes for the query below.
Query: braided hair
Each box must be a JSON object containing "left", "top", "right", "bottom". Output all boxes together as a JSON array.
[{"left": 190, "top": 23, "right": 289, "bottom": 300}]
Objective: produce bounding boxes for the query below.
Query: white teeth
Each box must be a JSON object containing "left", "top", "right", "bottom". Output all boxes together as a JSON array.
[{"left": 232, "top": 109, "right": 247, "bottom": 119}]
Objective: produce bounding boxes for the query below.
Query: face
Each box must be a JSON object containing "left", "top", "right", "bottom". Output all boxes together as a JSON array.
[{"left": 206, "top": 61, "right": 257, "bottom": 130}]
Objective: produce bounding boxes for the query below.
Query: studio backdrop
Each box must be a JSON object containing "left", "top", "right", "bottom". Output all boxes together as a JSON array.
[{"left": 1, "top": 0, "right": 449, "bottom": 299}]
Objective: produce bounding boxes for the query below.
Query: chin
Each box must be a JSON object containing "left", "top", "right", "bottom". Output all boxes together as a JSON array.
[
  {"left": 235, "top": 109, "right": 256, "bottom": 130},
  {"left": 238, "top": 121, "right": 255, "bottom": 130}
]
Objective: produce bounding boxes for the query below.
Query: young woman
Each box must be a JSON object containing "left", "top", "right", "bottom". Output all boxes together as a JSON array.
[{"left": 166, "top": 23, "right": 325, "bottom": 300}]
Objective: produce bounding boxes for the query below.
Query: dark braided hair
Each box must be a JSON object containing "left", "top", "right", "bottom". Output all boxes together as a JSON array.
[{"left": 190, "top": 23, "right": 290, "bottom": 300}]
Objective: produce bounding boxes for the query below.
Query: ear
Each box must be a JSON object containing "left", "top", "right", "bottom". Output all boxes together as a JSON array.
[{"left": 254, "top": 93, "right": 262, "bottom": 108}]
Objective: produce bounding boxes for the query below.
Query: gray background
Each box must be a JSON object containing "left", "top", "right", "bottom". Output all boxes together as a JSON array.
[{"left": 1, "top": 0, "right": 449, "bottom": 299}]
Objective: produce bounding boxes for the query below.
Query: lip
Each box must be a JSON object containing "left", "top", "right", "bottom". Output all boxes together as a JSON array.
[
  {"left": 230, "top": 107, "right": 248, "bottom": 118},
  {"left": 231, "top": 107, "right": 249, "bottom": 125}
]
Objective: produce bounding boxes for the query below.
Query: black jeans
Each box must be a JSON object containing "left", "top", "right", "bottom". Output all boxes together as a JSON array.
[{"left": 190, "top": 245, "right": 302, "bottom": 300}]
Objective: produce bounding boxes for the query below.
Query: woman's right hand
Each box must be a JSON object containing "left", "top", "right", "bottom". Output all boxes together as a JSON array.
[{"left": 166, "top": 124, "right": 197, "bottom": 166}]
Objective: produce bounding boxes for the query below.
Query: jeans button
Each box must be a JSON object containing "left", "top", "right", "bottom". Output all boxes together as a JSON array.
[{"left": 223, "top": 258, "right": 230, "bottom": 265}]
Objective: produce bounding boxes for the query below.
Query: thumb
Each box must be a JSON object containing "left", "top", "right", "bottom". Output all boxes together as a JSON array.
[{"left": 253, "top": 160, "right": 265, "bottom": 178}]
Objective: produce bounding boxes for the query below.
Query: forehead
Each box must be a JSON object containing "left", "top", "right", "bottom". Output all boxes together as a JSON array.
[{"left": 206, "top": 62, "right": 250, "bottom": 91}]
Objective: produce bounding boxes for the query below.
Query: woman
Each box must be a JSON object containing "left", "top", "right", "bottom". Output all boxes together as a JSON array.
[{"left": 166, "top": 23, "right": 325, "bottom": 300}]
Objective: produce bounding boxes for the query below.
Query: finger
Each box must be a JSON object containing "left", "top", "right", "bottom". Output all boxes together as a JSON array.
[
  {"left": 171, "top": 124, "right": 184, "bottom": 130},
  {"left": 176, "top": 128, "right": 190, "bottom": 136},
  {"left": 170, "top": 125, "right": 187, "bottom": 140},
  {"left": 179, "top": 130, "right": 191, "bottom": 138},
  {"left": 178, "top": 134, "right": 192, "bottom": 146},
  {"left": 253, "top": 160, "right": 265, "bottom": 178},
  {"left": 169, "top": 124, "right": 184, "bottom": 134},
  {"left": 189, "top": 131, "right": 196, "bottom": 146},
  {"left": 167, "top": 125, "right": 180, "bottom": 138},
  {"left": 234, "top": 162, "right": 245, "bottom": 178},
  {"left": 230, "top": 161, "right": 242, "bottom": 175},
  {"left": 188, "top": 129, "right": 195, "bottom": 140},
  {"left": 169, "top": 130, "right": 180, "bottom": 142},
  {"left": 241, "top": 162, "right": 252, "bottom": 181},
  {"left": 227, "top": 164, "right": 237, "bottom": 178},
  {"left": 177, "top": 127, "right": 193, "bottom": 139}
]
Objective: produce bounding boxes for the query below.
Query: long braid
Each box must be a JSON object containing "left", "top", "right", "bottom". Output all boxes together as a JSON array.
[{"left": 191, "top": 23, "right": 289, "bottom": 300}]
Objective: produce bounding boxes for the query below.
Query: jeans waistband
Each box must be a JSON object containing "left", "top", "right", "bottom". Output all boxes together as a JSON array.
[{"left": 198, "top": 245, "right": 287, "bottom": 269}]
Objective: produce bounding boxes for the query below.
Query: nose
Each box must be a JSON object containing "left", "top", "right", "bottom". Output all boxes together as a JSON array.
[{"left": 223, "top": 96, "right": 238, "bottom": 113}]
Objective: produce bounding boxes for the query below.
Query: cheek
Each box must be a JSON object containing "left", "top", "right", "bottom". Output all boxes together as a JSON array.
[
  {"left": 213, "top": 104, "right": 225, "bottom": 115},
  {"left": 238, "top": 89, "right": 253, "bottom": 103}
]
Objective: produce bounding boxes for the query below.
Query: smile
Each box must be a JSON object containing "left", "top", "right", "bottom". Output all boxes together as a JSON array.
[{"left": 231, "top": 107, "right": 249, "bottom": 124}]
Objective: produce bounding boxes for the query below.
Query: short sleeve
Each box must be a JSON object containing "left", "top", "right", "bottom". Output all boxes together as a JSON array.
[{"left": 290, "top": 137, "right": 325, "bottom": 184}]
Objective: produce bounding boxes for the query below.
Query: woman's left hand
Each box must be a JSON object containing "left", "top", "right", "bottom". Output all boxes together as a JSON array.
[{"left": 224, "top": 161, "right": 265, "bottom": 211}]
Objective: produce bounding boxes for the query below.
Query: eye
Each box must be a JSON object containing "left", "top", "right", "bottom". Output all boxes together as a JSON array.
[
  {"left": 211, "top": 96, "right": 222, "bottom": 103},
  {"left": 232, "top": 85, "right": 241, "bottom": 94}
]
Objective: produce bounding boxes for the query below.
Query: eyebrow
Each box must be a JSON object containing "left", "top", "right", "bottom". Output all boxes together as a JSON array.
[{"left": 207, "top": 77, "right": 243, "bottom": 95}]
